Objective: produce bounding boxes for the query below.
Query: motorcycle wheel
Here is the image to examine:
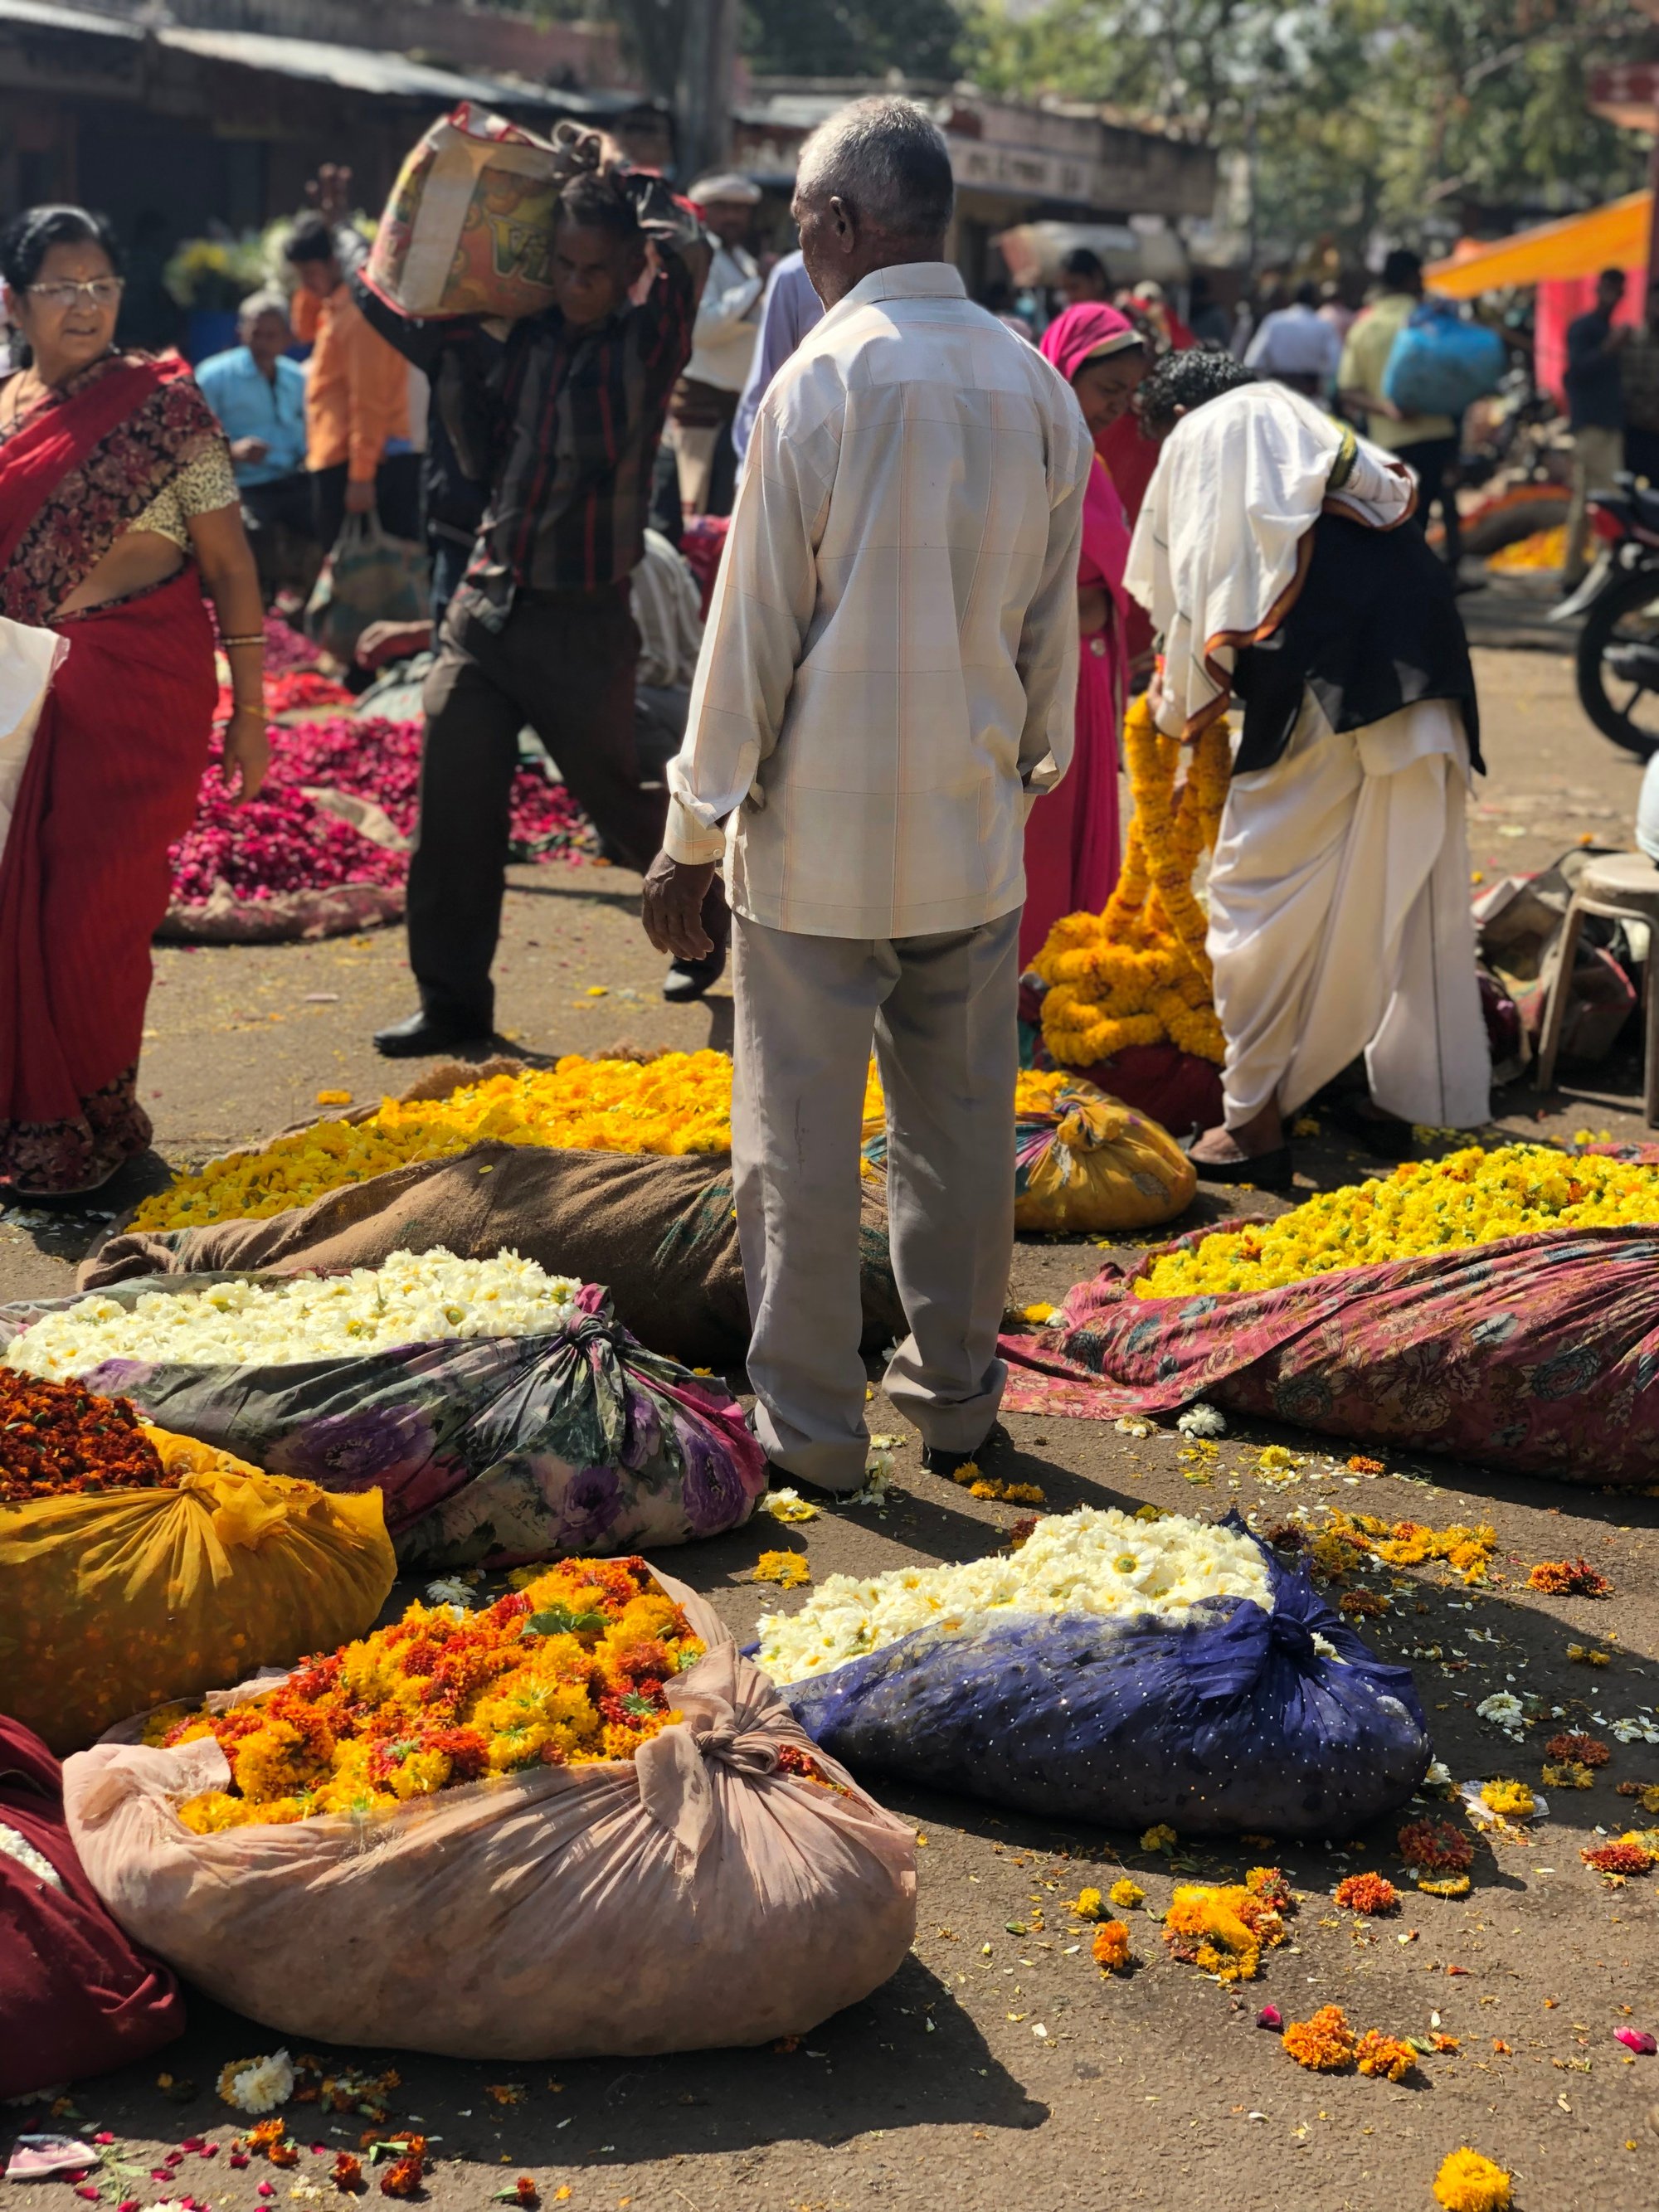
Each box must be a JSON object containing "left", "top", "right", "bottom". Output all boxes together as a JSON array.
[{"left": 1576, "top": 566, "right": 1659, "bottom": 759}]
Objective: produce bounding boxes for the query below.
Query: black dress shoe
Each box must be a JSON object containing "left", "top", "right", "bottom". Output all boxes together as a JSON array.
[
  {"left": 922, "top": 1422, "right": 1011, "bottom": 1480},
  {"left": 1188, "top": 1145, "right": 1297, "bottom": 1192},
  {"left": 372, "top": 1009, "right": 491, "bottom": 1058},
  {"left": 662, "top": 946, "right": 727, "bottom": 1003}
]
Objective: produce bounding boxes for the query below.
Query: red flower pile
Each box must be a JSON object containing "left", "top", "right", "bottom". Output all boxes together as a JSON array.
[
  {"left": 0, "top": 1370, "right": 171, "bottom": 1504},
  {"left": 1529, "top": 1558, "right": 1613, "bottom": 1598}
]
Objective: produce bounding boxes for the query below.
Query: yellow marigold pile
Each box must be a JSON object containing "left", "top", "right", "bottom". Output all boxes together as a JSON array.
[
  {"left": 1032, "top": 695, "right": 1231, "bottom": 1069},
  {"left": 1433, "top": 2148, "right": 1512, "bottom": 2212},
  {"left": 1161, "top": 1867, "right": 1292, "bottom": 1983},
  {"left": 1139, "top": 1141, "right": 1659, "bottom": 1299},
  {"left": 141, "top": 1556, "right": 708, "bottom": 1830},
  {"left": 1305, "top": 1510, "right": 1496, "bottom": 1587},
  {"left": 131, "top": 1053, "right": 737, "bottom": 1230}
]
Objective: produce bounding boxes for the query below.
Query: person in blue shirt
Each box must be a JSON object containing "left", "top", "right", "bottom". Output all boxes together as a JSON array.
[{"left": 196, "top": 290, "right": 314, "bottom": 594}]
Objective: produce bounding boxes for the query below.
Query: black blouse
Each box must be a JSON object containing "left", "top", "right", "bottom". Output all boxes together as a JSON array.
[{"left": 1229, "top": 509, "right": 1482, "bottom": 776}]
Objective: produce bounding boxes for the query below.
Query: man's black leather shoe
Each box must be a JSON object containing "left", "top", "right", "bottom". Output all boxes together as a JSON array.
[
  {"left": 372, "top": 1009, "right": 491, "bottom": 1058},
  {"left": 662, "top": 947, "right": 727, "bottom": 1003}
]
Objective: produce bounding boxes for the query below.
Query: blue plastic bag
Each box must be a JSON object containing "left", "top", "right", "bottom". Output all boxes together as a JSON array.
[
  {"left": 1381, "top": 304, "right": 1505, "bottom": 419},
  {"left": 781, "top": 1523, "right": 1430, "bottom": 1839}
]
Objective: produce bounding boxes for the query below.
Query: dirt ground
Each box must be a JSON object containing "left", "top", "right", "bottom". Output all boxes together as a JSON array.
[{"left": 9, "top": 643, "right": 1659, "bottom": 2212}]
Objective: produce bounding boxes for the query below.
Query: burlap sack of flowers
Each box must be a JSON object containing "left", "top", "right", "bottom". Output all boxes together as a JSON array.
[
  {"left": 61, "top": 1571, "right": 918, "bottom": 2059},
  {"left": 80, "top": 1143, "right": 907, "bottom": 1370}
]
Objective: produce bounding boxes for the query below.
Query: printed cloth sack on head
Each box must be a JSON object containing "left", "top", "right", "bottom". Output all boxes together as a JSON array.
[
  {"left": 366, "top": 103, "right": 562, "bottom": 320},
  {"left": 61, "top": 1574, "right": 918, "bottom": 2059}
]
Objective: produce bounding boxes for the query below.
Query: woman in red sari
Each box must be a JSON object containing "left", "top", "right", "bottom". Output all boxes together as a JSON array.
[
  {"left": 0, "top": 206, "right": 267, "bottom": 1194},
  {"left": 1019, "top": 303, "right": 1148, "bottom": 969}
]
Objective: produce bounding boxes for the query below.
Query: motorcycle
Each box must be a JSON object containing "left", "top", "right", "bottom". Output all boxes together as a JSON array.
[{"left": 1567, "top": 471, "right": 1659, "bottom": 759}]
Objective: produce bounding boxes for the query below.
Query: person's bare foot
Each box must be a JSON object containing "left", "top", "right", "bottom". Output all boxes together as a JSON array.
[{"left": 1189, "top": 1101, "right": 1283, "bottom": 1169}]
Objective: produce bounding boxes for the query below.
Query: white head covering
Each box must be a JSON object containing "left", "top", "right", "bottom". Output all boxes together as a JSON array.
[
  {"left": 688, "top": 173, "right": 761, "bottom": 206},
  {"left": 1123, "top": 382, "right": 1415, "bottom": 739}
]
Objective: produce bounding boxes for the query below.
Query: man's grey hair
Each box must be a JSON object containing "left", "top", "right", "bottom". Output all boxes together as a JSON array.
[
  {"left": 238, "top": 286, "right": 292, "bottom": 328},
  {"left": 795, "top": 96, "right": 954, "bottom": 241}
]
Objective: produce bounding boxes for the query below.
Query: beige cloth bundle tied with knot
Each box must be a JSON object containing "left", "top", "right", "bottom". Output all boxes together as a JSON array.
[{"left": 62, "top": 1572, "right": 917, "bottom": 2058}]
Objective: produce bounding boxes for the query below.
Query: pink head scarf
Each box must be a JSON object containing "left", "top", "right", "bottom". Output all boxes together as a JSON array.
[{"left": 1039, "top": 302, "right": 1144, "bottom": 396}]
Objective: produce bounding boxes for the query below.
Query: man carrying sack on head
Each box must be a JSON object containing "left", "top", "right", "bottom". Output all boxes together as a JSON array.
[
  {"left": 364, "top": 127, "right": 726, "bottom": 1056},
  {"left": 642, "top": 97, "right": 1092, "bottom": 1494}
]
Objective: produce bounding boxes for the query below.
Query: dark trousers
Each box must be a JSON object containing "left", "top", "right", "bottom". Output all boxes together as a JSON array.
[
  {"left": 241, "top": 473, "right": 319, "bottom": 538},
  {"left": 312, "top": 451, "right": 423, "bottom": 551},
  {"left": 410, "top": 585, "right": 727, "bottom": 1031},
  {"left": 1403, "top": 434, "right": 1462, "bottom": 566}
]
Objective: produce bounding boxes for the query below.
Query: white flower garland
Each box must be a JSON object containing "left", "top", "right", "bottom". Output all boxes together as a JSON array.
[
  {"left": 757, "top": 1505, "right": 1273, "bottom": 1685},
  {"left": 6, "top": 1250, "right": 581, "bottom": 1380}
]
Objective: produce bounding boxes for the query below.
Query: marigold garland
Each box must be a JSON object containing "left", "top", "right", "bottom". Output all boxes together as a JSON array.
[
  {"left": 1303, "top": 1510, "right": 1496, "bottom": 1587},
  {"left": 145, "top": 1558, "right": 712, "bottom": 1829},
  {"left": 1137, "top": 1142, "right": 1659, "bottom": 1300},
  {"left": 1032, "top": 694, "right": 1231, "bottom": 1070}
]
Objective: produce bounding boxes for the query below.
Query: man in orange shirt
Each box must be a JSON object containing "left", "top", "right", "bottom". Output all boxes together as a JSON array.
[{"left": 283, "top": 212, "right": 419, "bottom": 548}]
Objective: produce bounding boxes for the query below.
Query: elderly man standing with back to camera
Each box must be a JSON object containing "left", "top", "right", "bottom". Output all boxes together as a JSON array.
[{"left": 642, "top": 98, "right": 1093, "bottom": 1492}]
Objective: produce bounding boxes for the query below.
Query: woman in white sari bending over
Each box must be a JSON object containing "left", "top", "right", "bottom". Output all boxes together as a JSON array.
[{"left": 1124, "top": 371, "right": 1489, "bottom": 1189}]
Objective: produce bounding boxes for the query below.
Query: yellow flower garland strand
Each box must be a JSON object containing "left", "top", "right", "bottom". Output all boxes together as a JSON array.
[{"left": 1033, "top": 693, "right": 1232, "bottom": 1069}]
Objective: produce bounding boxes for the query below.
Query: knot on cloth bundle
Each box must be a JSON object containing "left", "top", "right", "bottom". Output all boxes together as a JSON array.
[
  {"left": 61, "top": 1579, "right": 918, "bottom": 2059},
  {"left": 777, "top": 1516, "right": 1430, "bottom": 1839}
]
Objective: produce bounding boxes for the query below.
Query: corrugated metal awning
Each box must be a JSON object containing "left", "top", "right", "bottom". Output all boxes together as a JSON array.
[
  {"left": 157, "top": 23, "right": 559, "bottom": 108},
  {"left": 0, "top": 2, "right": 650, "bottom": 114}
]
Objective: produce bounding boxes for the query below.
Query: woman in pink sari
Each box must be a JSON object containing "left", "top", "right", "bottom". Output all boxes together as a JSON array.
[{"left": 1020, "top": 304, "right": 1149, "bottom": 969}]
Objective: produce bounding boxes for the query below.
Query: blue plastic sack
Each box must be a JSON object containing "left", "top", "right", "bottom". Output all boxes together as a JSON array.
[
  {"left": 1381, "top": 304, "right": 1505, "bottom": 419},
  {"left": 781, "top": 1522, "right": 1430, "bottom": 1840}
]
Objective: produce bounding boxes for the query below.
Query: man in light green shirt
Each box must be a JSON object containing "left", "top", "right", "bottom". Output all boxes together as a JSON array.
[{"left": 1340, "top": 246, "right": 1462, "bottom": 569}]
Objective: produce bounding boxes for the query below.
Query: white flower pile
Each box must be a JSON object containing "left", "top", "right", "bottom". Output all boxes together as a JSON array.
[
  {"left": 757, "top": 1505, "right": 1272, "bottom": 1685},
  {"left": 5, "top": 1250, "right": 581, "bottom": 1380},
  {"left": 0, "top": 1819, "right": 61, "bottom": 1889}
]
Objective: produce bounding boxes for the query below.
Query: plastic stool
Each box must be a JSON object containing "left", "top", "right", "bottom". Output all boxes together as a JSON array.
[{"left": 1535, "top": 850, "right": 1659, "bottom": 1122}]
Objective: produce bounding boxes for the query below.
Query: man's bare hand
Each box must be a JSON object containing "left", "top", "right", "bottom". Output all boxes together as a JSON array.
[
  {"left": 641, "top": 852, "right": 716, "bottom": 960},
  {"left": 344, "top": 478, "right": 376, "bottom": 518},
  {"left": 231, "top": 436, "right": 270, "bottom": 466}
]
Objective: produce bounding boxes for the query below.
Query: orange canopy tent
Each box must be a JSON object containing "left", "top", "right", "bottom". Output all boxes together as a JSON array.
[{"left": 1424, "top": 190, "right": 1652, "bottom": 298}]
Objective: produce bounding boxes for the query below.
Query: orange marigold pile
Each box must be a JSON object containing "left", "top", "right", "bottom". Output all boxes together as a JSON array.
[
  {"left": 1354, "top": 2029, "right": 1416, "bottom": 2082},
  {"left": 1163, "top": 1869, "right": 1292, "bottom": 1983},
  {"left": 1528, "top": 1558, "right": 1612, "bottom": 1597},
  {"left": 1333, "top": 1872, "right": 1399, "bottom": 1915},
  {"left": 1583, "top": 1838, "right": 1656, "bottom": 1876},
  {"left": 1544, "top": 1732, "right": 1609, "bottom": 1767},
  {"left": 0, "top": 1369, "right": 172, "bottom": 1502},
  {"left": 1282, "top": 2005, "right": 1355, "bottom": 2071},
  {"left": 143, "top": 1556, "right": 708, "bottom": 1830},
  {"left": 1092, "top": 1922, "right": 1133, "bottom": 1973}
]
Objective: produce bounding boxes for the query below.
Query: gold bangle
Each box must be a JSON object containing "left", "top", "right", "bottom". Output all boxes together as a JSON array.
[
  {"left": 231, "top": 702, "right": 268, "bottom": 718},
  {"left": 221, "top": 633, "right": 265, "bottom": 649}
]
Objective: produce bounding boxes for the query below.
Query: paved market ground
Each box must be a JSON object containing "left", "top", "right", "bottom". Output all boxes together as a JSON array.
[{"left": 11, "top": 641, "right": 1659, "bottom": 2212}]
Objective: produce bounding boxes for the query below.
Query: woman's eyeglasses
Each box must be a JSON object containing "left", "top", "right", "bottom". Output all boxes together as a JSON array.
[{"left": 27, "top": 279, "right": 125, "bottom": 309}]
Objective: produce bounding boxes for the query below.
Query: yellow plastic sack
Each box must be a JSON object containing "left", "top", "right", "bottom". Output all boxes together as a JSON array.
[
  {"left": 1010, "top": 1073, "right": 1198, "bottom": 1234},
  {"left": 862, "top": 1069, "right": 1195, "bottom": 1236},
  {"left": 0, "top": 1432, "right": 397, "bottom": 1755}
]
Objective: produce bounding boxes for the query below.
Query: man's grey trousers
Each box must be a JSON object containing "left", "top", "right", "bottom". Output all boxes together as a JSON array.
[{"left": 731, "top": 906, "right": 1019, "bottom": 1494}]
